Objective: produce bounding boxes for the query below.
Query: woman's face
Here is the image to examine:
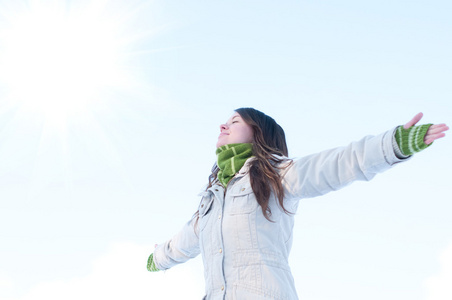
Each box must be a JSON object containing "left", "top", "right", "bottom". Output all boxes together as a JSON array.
[{"left": 216, "top": 112, "right": 254, "bottom": 148}]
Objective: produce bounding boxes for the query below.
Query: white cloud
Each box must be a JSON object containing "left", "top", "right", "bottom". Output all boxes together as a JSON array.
[
  {"left": 424, "top": 242, "right": 452, "bottom": 300},
  {"left": 0, "top": 273, "right": 15, "bottom": 299},
  {"left": 1, "top": 242, "right": 205, "bottom": 300},
  {"left": 0, "top": 274, "right": 14, "bottom": 288}
]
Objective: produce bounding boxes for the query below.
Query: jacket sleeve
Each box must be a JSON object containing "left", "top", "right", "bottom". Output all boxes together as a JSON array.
[
  {"left": 281, "top": 128, "right": 408, "bottom": 200},
  {"left": 152, "top": 216, "right": 200, "bottom": 271}
]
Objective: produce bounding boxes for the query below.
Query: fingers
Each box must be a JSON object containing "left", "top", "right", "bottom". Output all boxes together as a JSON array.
[
  {"left": 425, "top": 133, "right": 446, "bottom": 145},
  {"left": 424, "top": 123, "right": 449, "bottom": 144},
  {"left": 427, "top": 124, "right": 449, "bottom": 134},
  {"left": 404, "top": 112, "right": 423, "bottom": 129}
]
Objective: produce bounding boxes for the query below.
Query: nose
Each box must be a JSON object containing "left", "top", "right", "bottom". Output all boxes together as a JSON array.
[{"left": 220, "top": 123, "right": 228, "bottom": 131}]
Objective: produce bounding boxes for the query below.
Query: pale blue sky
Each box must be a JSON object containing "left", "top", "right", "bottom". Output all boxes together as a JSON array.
[{"left": 0, "top": 0, "right": 451, "bottom": 299}]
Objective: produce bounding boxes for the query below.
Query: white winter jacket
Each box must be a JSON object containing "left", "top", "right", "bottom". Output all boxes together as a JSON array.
[{"left": 153, "top": 128, "right": 406, "bottom": 299}]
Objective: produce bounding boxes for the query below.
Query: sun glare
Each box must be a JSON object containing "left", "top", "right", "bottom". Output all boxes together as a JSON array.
[{"left": 0, "top": 2, "right": 130, "bottom": 125}]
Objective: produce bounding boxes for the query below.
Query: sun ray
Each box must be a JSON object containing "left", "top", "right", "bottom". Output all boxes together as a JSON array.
[
  {"left": 0, "top": 0, "right": 162, "bottom": 199},
  {"left": 0, "top": 0, "right": 134, "bottom": 126}
]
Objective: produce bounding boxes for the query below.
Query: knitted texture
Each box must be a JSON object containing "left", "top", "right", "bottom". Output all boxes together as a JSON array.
[
  {"left": 147, "top": 253, "right": 160, "bottom": 272},
  {"left": 216, "top": 143, "right": 253, "bottom": 187},
  {"left": 395, "top": 124, "right": 433, "bottom": 156}
]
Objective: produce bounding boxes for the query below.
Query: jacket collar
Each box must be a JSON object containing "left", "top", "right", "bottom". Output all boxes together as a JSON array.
[{"left": 235, "top": 156, "right": 256, "bottom": 178}]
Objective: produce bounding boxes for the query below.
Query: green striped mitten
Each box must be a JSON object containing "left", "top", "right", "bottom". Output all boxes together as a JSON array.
[
  {"left": 395, "top": 124, "right": 433, "bottom": 156},
  {"left": 147, "top": 253, "right": 160, "bottom": 272}
]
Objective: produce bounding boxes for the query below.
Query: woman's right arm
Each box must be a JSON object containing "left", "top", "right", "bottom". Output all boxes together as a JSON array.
[{"left": 149, "top": 216, "right": 200, "bottom": 271}]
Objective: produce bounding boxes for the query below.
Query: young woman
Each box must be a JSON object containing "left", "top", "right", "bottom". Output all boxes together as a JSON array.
[{"left": 148, "top": 108, "right": 448, "bottom": 300}]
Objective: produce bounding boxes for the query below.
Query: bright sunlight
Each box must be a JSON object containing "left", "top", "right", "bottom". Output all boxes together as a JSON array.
[{"left": 0, "top": 1, "right": 130, "bottom": 125}]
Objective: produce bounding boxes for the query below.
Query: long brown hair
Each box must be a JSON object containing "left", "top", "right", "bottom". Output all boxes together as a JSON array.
[{"left": 207, "top": 107, "right": 293, "bottom": 221}]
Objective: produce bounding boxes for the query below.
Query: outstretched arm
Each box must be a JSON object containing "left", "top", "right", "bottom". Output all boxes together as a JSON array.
[
  {"left": 282, "top": 113, "right": 448, "bottom": 201},
  {"left": 148, "top": 217, "right": 200, "bottom": 272}
]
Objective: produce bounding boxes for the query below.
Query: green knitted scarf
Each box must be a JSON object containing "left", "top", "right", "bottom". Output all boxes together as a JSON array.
[
  {"left": 395, "top": 124, "right": 433, "bottom": 156},
  {"left": 216, "top": 143, "right": 253, "bottom": 187}
]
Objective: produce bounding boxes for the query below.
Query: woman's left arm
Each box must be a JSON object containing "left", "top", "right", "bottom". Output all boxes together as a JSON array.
[{"left": 281, "top": 113, "right": 448, "bottom": 201}]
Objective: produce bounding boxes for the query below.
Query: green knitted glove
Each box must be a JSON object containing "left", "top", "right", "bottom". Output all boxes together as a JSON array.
[
  {"left": 395, "top": 124, "right": 433, "bottom": 156},
  {"left": 147, "top": 253, "right": 160, "bottom": 272}
]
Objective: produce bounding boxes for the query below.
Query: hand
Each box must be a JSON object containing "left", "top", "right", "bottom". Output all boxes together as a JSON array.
[{"left": 404, "top": 112, "right": 449, "bottom": 145}]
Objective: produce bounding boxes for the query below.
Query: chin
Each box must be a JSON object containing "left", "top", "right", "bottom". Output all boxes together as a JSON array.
[{"left": 216, "top": 138, "right": 227, "bottom": 148}]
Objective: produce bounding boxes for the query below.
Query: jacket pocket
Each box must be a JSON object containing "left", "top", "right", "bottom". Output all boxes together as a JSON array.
[
  {"left": 232, "top": 250, "right": 291, "bottom": 300},
  {"left": 233, "top": 249, "right": 288, "bottom": 270},
  {"left": 228, "top": 184, "right": 259, "bottom": 215},
  {"left": 233, "top": 284, "right": 289, "bottom": 300},
  {"left": 198, "top": 195, "right": 214, "bottom": 231},
  {"left": 224, "top": 183, "right": 260, "bottom": 250}
]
